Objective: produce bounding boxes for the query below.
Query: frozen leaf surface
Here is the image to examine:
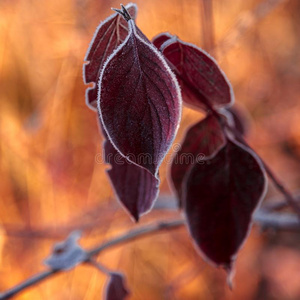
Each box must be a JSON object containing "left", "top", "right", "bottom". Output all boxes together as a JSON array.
[
  {"left": 99, "top": 14, "right": 181, "bottom": 176},
  {"left": 170, "top": 114, "right": 226, "bottom": 206},
  {"left": 83, "top": 3, "right": 137, "bottom": 110},
  {"left": 183, "top": 140, "right": 267, "bottom": 269},
  {"left": 104, "top": 139, "right": 159, "bottom": 222},
  {"left": 160, "top": 37, "right": 233, "bottom": 111},
  {"left": 152, "top": 32, "right": 172, "bottom": 50},
  {"left": 105, "top": 272, "right": 130, "bottom": 300}
]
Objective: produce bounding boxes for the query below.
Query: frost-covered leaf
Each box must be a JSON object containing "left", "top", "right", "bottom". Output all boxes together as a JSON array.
[
  {"left": 104, "top": 139, "right": 159, "bottom": 222},
  {"left": 183, "top": 139, "right": 267, "bottom": 270},
  {"left": 160, "top": 36, "right": 233, "bottom": 111},
  {"left": 83, "top": 3, "right": 137, "bottom": 111},
  {"left": 99, "top": 10, "right": 181, "bottom": 177},
  {"left": 170, "top": 114, "right": 226, "bottom": 206},
  {"left": 152, "top": 32, "right": 172, "bottom": 50},
  {"left": 44, "top": 231, "right": 86, "bottom": 270},
  {"left": 105, "top": 272, "right": 130, "bottom": 300}
]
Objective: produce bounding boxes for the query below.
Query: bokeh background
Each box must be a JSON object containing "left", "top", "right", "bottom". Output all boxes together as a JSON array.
[{"left": 1, "top": 0, "right": 300, "bottom": 299}]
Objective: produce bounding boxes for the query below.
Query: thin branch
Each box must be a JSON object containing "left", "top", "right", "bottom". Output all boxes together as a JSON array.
[
  {"left": 86, "top": 219, "right": 184, "bottom": 257},
  {"left": 262, "top": 193, "right": 300, "bottom": 211},
  {"left": 1, "top": 196, "right": 300, "bottom": 299},
  {"left": 3, "top": 191, "right": 300, "bottom": 240},
  {"left": 0, "top": 270, "right": 58, "bottom": 300},
  {"left": 262, "top": 164, "right": 300, "bottom": 215},
  {"left": 254, "top": 210, "right": 300, "bottom": 231},
  {"left": 0, "top": 219, "right": 184, "bottom": 300},
  {"left": 1, "top": 209, "right": 300, "bottom": 299}
]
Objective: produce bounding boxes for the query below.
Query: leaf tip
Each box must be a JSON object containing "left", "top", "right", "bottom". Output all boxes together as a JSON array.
[
  {"left": 112, "top": 4, "right": 132, "bottom": 21},
  {"left": 224, "top": 263, "right": 235, "bottom": 290},
  {"left": 133, "top": 213, "right": 139, "bottom": 223}
]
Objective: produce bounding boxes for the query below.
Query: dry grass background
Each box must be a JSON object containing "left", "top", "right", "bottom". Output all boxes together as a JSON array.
[{"left": 0, "top": 0, "right": 300, "bottom": 299}]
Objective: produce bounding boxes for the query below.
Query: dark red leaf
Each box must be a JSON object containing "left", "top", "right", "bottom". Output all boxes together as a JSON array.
[
  {"left": 104, "top": 139, "right": 159, "bottom": 222},
  {"left": 105, "top": 272, "right": 129, "bottom": 300},
  {"left": 160, "top": 37, "right": 234, "bottom": 111},
  {"left": 99, "top": 118, "right": 160, "bottom": 221},
  {"left": 152, "top": 32, "right": 172, "bottom": 50},
  {"left": 183, "top": 139, "right": 267, "bottom": 270},
  {"left": 99, "top": 15, "right": 181, "bottom": 176},
  {"left": 83, "top": 3, "right": 137, "bottom": 111},
  {"left": 170, "top": 114, "right": 226, "bottom": 207}
]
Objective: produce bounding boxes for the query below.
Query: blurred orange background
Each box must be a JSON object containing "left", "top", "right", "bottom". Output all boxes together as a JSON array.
[{"left": 1, "top": 0, "right": 300, "bottom": 299}]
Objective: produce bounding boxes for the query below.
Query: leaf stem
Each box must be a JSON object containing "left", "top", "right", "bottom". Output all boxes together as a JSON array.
[{"left": 87, "top": 258, "right": 111, "bottom": 275}]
